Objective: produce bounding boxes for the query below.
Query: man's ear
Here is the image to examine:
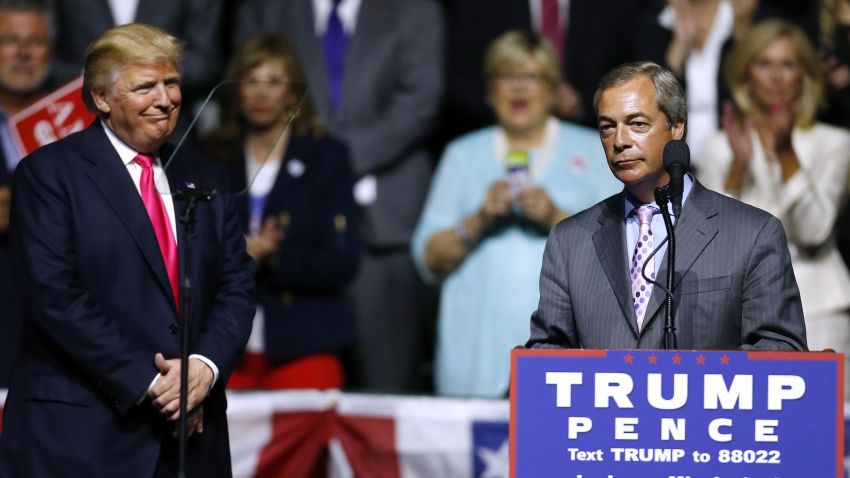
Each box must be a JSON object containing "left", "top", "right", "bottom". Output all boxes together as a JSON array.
[
  {"left": 671, "top": 119, "right": 685, "bottom": 140},
  {"left": 91, "top": 88, "right": 111, "bottom": 116}
]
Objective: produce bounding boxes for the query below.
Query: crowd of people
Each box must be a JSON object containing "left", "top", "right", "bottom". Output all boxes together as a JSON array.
[{"left": 1, "top": 0, "right": 850, "bottom": 401}]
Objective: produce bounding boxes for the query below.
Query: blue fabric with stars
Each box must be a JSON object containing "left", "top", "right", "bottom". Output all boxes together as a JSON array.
[{"left": 472, "top": 420, "right": 509, "bottom": 477}]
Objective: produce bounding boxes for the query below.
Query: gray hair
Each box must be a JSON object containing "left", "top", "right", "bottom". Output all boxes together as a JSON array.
[
  {"left": 0, "top": 0, "right": 54, "bottom": 39},
  {"left": 593, "top": 61, "right": 688, "bottom": 137}
]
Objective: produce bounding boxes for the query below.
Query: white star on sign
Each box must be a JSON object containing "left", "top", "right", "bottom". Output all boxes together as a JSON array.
[{"left": 477, "top": 439, "right": 509, "bottom": 478}]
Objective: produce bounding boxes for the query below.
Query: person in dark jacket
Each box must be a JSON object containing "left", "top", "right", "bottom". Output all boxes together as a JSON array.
[{"left": 205, "top": 34, "right": 360, "bottom": 389}]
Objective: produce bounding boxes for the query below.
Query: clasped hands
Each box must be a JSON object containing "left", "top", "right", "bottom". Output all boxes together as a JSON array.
[
  {"left": 482, "top": 180, "right": 561, "bottom": 228},
  {"left": 148, "top": 353, "right": 214, "bottom": 437}
]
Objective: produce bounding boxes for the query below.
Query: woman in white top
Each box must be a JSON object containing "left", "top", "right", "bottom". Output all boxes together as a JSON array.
[{"left": 699, "top": 20, "right": 850, "bottom": 391}]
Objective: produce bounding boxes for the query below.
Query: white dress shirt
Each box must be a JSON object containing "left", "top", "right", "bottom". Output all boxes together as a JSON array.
[
  {"left": 528, "top": 0, "right": 570, "bottom": 34},
  {"left": 107, "top": 0, "right": 139, "bottom": 26},
  {"left": 312, "top": 0, "right": 362, "bottom": 35}
]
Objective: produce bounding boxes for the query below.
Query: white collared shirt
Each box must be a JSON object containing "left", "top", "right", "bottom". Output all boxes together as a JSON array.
[
  {"left": 101, "top": 121, "right": 178, "bottom": 242},
  {"left": 107, "top": 0, "right": 139, "bottom": 26},
  {"left": 312, "top": 0, "right": 362, "bottom": 35}
]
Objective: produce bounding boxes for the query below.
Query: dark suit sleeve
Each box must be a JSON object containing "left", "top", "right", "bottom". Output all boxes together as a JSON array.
[
  {"left": 189, "top": 186, "right": 256, "bottom": 384},
  {"left": 527, "top": 224, "right": 579, "bottom": 349},
  {"left": 740, "top": 216, "right": 808, "bottom": 350},
  {"left": 10, "top": 156, "right": 155, "bottom": 414},
  {"left": 267, "top": 142, "right": 360, "bottom": 289}
]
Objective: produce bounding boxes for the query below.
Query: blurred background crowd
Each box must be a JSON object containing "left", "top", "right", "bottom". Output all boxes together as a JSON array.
[{"left": 2, "top": 0, "right": 850, "bottom": 399}]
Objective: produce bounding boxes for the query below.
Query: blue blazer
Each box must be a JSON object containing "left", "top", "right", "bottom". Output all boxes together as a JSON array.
[
  {"left": 0, "top": 122, "right": 256, "bottom": 477},
  {"left": 224, "top": 133, "right": 360, "bottom": 361}
]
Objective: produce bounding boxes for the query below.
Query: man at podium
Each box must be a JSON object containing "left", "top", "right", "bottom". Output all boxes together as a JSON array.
[{"left": 527, "top": 61, "right": 807, "bottom": 351}]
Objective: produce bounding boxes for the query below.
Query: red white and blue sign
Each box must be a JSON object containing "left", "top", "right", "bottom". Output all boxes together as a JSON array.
[{"left": 511, "top": 349, "right": 844, "bottom": 478}]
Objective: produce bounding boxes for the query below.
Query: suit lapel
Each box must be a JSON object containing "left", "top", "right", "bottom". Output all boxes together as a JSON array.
[
  {"left": 592, "top": 194, "right": 640, "bottom": 337},
  {"left": 90, "top": 0, "right": 117, "bottom": 28},
  {"left": 84, "top": 124, "right": 176, "bottom": 309},
  {"left": 163, "top": 144, "right": 208, "bottom": 314},
  {"left": 344, "top": 0, "right": 389, "bottom": 113},
  {"left": 292, "top": 1, "right": 332, "bottom": 117},
  {"left": 642, "top": 181, "right": 719, "bottom": 331}
]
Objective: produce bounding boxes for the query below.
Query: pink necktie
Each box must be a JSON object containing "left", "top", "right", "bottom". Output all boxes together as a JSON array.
[
  {"left": 540, "top": 0, "right": 564, "bottom": 59},
  {"left": 134, "top": 153, "right": 179, "bottom": 309},
  {"left": 630, "top": 204, "right": 658, "bottom": 330}
]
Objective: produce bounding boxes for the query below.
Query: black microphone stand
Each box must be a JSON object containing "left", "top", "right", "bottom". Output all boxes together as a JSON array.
[
  {"left": 654, "top": 187, "right": 677, "bottom": 350},
  {"left": 174, "top": 188, "right": 216, "bottom": 478}
]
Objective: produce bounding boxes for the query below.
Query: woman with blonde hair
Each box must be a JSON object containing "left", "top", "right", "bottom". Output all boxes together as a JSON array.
[
  {"left": 699, "top": 19, "right": 850, "bottom": 392},
  {"left": 412, "top": 31, "right": 619, "bottom": 397}
]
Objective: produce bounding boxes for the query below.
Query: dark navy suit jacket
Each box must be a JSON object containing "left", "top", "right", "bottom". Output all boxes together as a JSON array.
[
  {"left": 222, "top": 133, "right": 360, "bottom": 361},
  {"left": 0, "top": 122, "right": 255, "bottom": 477}
]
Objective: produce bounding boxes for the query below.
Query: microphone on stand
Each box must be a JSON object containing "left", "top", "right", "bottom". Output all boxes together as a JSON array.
[
  {"left": 172, "top": 185, "right": 216, "bottom": 478},
  {"left": 654, "top": 139, "right": 690, "bottom": 350},
  {"left": 662, "top": 139, "right": 690, "bottom": 217}
]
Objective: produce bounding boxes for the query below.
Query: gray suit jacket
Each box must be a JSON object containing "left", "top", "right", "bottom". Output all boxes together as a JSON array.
[
  {"left": 234, "top": 0, "right": 444, "bottom": 247},
  {"left": 48, "top": 0, "right": 223, "bottom": 93},
  {"left": 527, "top": 181, "right": 808, "bottom": 350}
]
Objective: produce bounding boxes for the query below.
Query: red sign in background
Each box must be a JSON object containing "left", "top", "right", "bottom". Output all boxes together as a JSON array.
[{"left": 8, "top": 77, "right": 95, "bottom": 157}]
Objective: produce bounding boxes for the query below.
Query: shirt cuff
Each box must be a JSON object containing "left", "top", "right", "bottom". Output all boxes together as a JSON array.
[
  {"left": 138, "top": 373, "right": 162, "bottom": 405},
  {"left": 190, "top": 354, "right": 220, "bottom": 390}
]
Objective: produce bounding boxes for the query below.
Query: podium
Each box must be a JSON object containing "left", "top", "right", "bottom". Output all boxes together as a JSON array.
[{"left": 510, "top": 349, "right": 844, "bottom": 477}]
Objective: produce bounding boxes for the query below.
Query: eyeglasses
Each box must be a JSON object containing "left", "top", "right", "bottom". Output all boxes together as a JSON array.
[
  {"left": 0, "top": 35, "right": 50, "bottom": 49},
  {"left": 493, "top": 72, "right": 549, "bottom": 85}
]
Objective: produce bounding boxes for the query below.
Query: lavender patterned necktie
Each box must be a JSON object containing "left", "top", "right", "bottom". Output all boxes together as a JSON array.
[
  {"left": 630, "top": 204, "right": 658, "bottom": 330},
  {"left": 323, "top": 0, "right": 347, "bottom": 112}
]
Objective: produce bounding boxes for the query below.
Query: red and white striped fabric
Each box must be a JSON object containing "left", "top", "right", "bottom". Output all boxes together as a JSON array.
[
  {"left": 227, "top": 391, "right": 510, "bottom": 478},
  {"left": 0, "top": 389, "right": 510, "bottom": 477}
]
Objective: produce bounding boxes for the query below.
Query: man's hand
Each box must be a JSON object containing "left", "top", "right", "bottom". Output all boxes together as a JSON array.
[
  {"left": 0, "top": 186, "right": 10, "bottom": 233},
  {"left": 149, "top": 353, "right": 214, "bottom": 421},
  {"left": 174, "top": 405, "right": 205, "bottom": 438}
]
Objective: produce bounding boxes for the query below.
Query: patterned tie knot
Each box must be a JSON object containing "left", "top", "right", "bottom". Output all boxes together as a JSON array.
[
  {"left": 633, "top": 204, "right": 658, "bottom": 226},
  {"left": 134, "top": 153, "right": 155, "bottom": 170}
]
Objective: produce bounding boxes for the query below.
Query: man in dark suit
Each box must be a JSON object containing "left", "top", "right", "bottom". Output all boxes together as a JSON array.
[
  {"left": 527, "top": 62, "right": 807, "bottom": 351},
  {"left": 0, "top": 24, "right": 255, "bottom": 477}
]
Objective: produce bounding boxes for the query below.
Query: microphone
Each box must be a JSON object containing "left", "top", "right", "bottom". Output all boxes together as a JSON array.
[
  {"left": 173, "top": 188, "right": 216, "bottom": 202},
  {"left": 663, "top": 139, "right": 690, "bottom": 217}
]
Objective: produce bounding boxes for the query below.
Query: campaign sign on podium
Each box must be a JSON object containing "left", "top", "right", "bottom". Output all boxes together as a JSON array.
[{"left": 510, "top": 349, "right": 843, "bottom": 478}]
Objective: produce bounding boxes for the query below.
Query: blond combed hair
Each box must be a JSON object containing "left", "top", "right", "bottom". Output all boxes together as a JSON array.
[
  {"left": 82, "top": 23, "right": 183, "bottom": 114},
  {"left": 724, "top": 19, "right": 823, "bottom": 128},
  {"left": 484, "top": 30, "right": 561, "bottom": 89}
]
